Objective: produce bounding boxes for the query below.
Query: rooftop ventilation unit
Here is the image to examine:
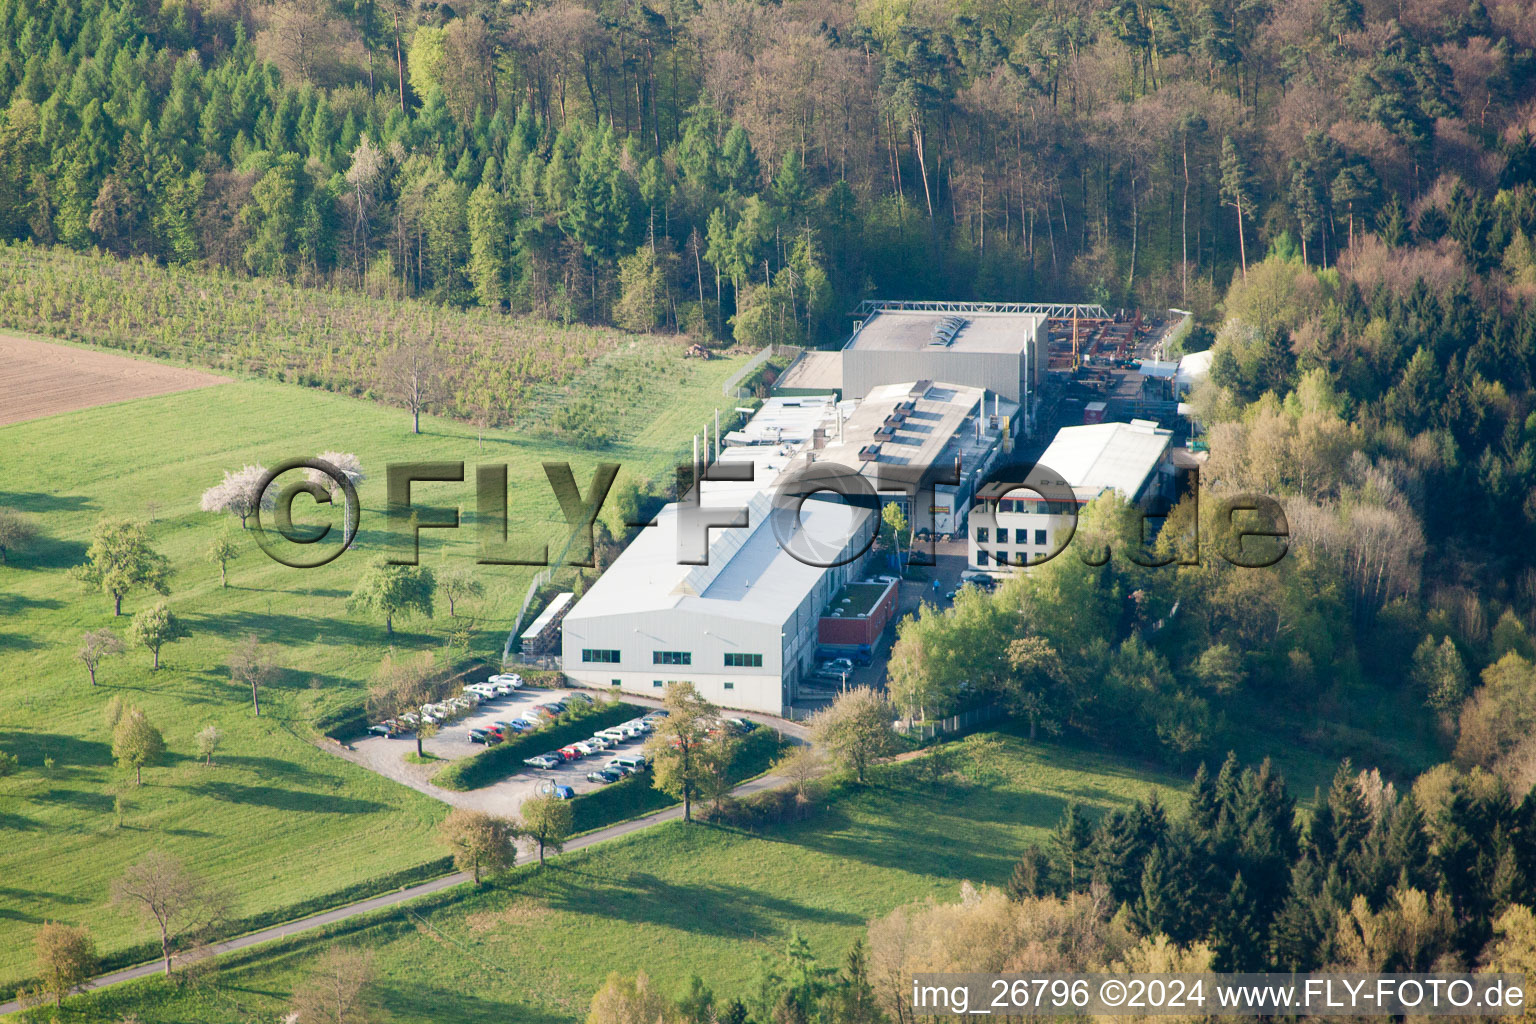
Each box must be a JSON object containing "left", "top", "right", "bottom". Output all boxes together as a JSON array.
[
  {"left": 858, "top": 443, "right": 883, "bottom": 462},
  {"left": 929, "top": 316, "right": 968, "bottom": 346}
]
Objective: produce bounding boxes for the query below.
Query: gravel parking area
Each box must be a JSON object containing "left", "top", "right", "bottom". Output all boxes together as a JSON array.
[
  {"left": 333, "top": 687, "right": 808, "bottom": 820},
  {"left": 337, "top": 687, "right": 653, "bottom": 818}
]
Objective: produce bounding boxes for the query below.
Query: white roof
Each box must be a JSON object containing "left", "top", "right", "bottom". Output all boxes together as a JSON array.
[
  {"left": 724, "top": 394, "right": 838, "bottom": 447},
  {"left": 520, "top": 592, "right": 574, "bottom": 640},
  {"left": 1176, "top": 349, "right": 1214, "bottom": 386},
  {"left": 565, "top": 400, "right": 868, "bottom": 628},
  {"left": 845, "top": 309, "right": 1044, "bottom": 354},
  {"left": 1034, "top": 419, "right": 1172, "bottom": 502},
  {"left": 1138, "top": 359, "right": 1178, "bottom": 379}
]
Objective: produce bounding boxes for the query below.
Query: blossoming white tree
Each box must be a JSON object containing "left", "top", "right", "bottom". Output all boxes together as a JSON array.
[{"left": 200, "top": 465, "right": 273, "bottom": 528}]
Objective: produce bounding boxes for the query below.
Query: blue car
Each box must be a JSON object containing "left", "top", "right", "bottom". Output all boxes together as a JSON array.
[{"left": 553, "top": 785, "right": 575, "bottom": 800}]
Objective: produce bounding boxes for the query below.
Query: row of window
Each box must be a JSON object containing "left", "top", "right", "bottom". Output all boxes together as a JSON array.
[
  {"left": 580, "top": 649, "right": 764, "bottom": 668},
  {"left": 975, "top": 527, "right": 1049, "bottom": 546},
  {"left": 976, "top": 550, "right": 1052, "bottom": 567},
  {"left": 608, "top": 679, "right": 737, "bottom": 691}
]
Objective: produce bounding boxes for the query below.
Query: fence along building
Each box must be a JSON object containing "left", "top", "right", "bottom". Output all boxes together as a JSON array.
[
  {"left": 967, "top": 419, "right": 1174, "bottom": 573},
  {"left": 840, "top": 306, "right": 1047, "bottom": 422}
]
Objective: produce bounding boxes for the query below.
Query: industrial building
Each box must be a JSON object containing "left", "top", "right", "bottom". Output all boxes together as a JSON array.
[
  {"left": 561, "top": 384, "right": 1016, "bottom": 714},
  {"left": 967, "top": 419, "right": 1174, "bottom": 572},
  {"left": 839, "top": 303, "right": 1048, "bottom": 414}
]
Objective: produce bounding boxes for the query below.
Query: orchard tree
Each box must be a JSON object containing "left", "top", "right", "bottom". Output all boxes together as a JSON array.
[
  {"left": 289, "top": 946, "right": 383, "bottom": 1024},
  {"left": 112, "top": 706, "right": 165, "bottom": 784},
  {"left": 379, "top": 339, "right": 445, "bottom": 434},
  {"left": 68, "top": 518, "right": 171, "bottom": 615},
  {"left": 349, "top": 559, "right": 435, "bottom": 636},
  {"left": 437, "top": 565, "right": 485, "bottom": 617},
  {"left": 127, "top": 602, "right": 188, "bottom": 670},
  {"left": 110, "top": 852, "right": 229, "bottom": 975},
  {"left": 809, "top": 686, "right": 895, "bottom": 785},
  {"left": 0, "top": 508, "right": 39, "bottom": 565},
  {"left": 643, "top": 681, "right": 721, "bottom": 822},
  {"left": 520, "top": 793, "right": 573, "bottom": 865},
  {"left": 77, "top": 628, "right": 124, "bottom": 686},
  {"left": 207, "top": 533, "right": 239, "bottom": 587},
  {"left": 30, "top": 922, "right": 96, "bottom": 1010},
  {"left": 199, "top": 465, "right": 273, "bottom": 529},
  {"left": 368, "top": 651, "right": 442, "bottom": 756},
  {"left": 228, "top": 633, "right": 278, "bottom": 716},
  {"left": 438, "top": 808, "right": 518, "bottom": 883},
  {"left": 195, "top": 724, "right": 222, "bottom": 766}
]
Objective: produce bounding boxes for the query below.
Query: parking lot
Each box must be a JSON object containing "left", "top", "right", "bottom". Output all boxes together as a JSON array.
[{"left": 337, "top": 686, "right": 656, "bottom": 818}]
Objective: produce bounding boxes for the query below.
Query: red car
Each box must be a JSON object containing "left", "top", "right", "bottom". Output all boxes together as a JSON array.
[{"left": 558, "top": 745, "right": 583, "bottom": 761}]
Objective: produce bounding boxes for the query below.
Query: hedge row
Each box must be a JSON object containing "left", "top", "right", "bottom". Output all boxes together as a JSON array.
[{"left": 431, "top": 700, "right": 643, "bottom": 791}]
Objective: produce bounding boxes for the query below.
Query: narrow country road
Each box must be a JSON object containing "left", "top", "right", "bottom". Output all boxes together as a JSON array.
[{"left": 0, "top": 769, "right": 789, "bottom": 1017}]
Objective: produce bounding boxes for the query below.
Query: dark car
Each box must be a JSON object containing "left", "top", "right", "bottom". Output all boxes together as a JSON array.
[
  {"left": 567, "top": 693, "right": 595, "bottom": 705},
  {"left": 586, "top": 768, "right": 624, "bottom": 784},
  {"left": 553, "top": 785, "right": 575, "bottom": 800},
  {"left": 468, "top": 728, "right": 489, "bottom": 743}
]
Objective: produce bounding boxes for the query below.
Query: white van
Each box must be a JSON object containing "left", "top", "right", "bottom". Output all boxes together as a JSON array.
[{"left": 609, "top": 754, "right": 648, "bottom": 771}]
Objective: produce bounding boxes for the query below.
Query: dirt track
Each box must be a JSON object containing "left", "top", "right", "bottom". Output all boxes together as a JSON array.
[{"left": 0, "top": 332, "right": 228, "bottom": 425}]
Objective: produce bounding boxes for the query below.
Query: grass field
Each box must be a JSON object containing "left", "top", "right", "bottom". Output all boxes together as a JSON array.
[
  {"left": 0, "top": 342, "right": 749, "bottom": 991},
  {"left": 41, "top": 728, "right": 1192, "bottom": 1023}
]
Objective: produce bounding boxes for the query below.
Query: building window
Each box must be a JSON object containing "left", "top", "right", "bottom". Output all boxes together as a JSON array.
[
  {"left": 582, "top": 649, "right": 620, "bottom": 664},
  {"left": 725, "top": 653, "right": 764, "bottom": 668},
  {"left": 1014, "top": 528, "right": 1029, "bottom": 544},
  {"left": 653, "top": 680, "right": 663, "bottom": 688},
  {"left": 724, "top": 682, "right": 735, "bottom": 690},
  {"left": 975, "top": 526, "right": 989, "bottom": 543},
  {"left": 999, "top": 499, "right": 1015, "bottom": 513},
  {"left": 996, "top": 550, "right": 1008, "bottom": 566},
  {"left": 610, "top": 679, "right": 621, "bottom": 687},
  {"left": 977, "top": 549, "right": 989, "bottom": 565},
  {"left": 653, "top": 651, "right": 692, "bottom": 665},
  {"left": 1034, "top": 529, "right": 1048, "bottom": 545}
]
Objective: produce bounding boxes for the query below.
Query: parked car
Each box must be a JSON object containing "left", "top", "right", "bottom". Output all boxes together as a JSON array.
[
  {"left": 573, "top": 740, "right": 599, "bottom": 756},
  {"left": 552, "top": 785, "right": 575, "bottom": 800},
  {"left": 609, "top": 754, "right": 648, "bottom": 771},
  {"left": 488, "top": 673, "right": 523, "bottom": 688},
  {"left": 567, "top": 692, "right": 594, "bottom": 705},
  {"left": 820, "top": 657, "right": 855, "bottom": 675},
  {"left": 587, "top": 768, "right": 624, "bottom": 784},
  {"left": 960, "top": 570, "right": 997, "bottom": 589},
  {"left": 606, "top": 762, "right": 641, "bottom": 777},
  {"left": 558, "top": 745, "right": 584, "bottom": 760},
  {"left": 545, "top": 701, "right": 568, "bottom": 714},
  {"left": 468, "top": 728, "right": 489, "bottom": 743},
  {"left": 524, "top": 754, "right": 561, "bottom": 769},
  {"left": 585, "top": 735, "right": 613, "bottom": 749},
  {"left": 494, "top": 720, "right": 527, "bottom": 734},
  {"left": 368, "top": 724, "right": 396, "bottom": 738},
  {"left": 643, "top": 710, "right": 669, "bottom": 721}
]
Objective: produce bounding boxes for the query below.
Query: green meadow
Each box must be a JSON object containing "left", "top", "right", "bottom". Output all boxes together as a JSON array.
[
  {"left": 0, "top": 342, "right": 748, "bottom": 991},
  {"left": 42, "top": 729, "right": 1193, "bottom": 1024}
]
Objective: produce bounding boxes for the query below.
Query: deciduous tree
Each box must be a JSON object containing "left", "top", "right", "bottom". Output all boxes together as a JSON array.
[
  {"left": 644, "top": 681, "right": 721, "bottom": 822},
  {"left": 29, "top": 922, "right": 96, "bottom": 1010},
  {"left": 228, "top": 633, "right": 278, "bottom": 716},
  {"left": 112, "top": 706, "right": 165, "bottom": 784},
  {"left": 349, "top": 559, "right": 435, "bottom": 636},
  {"left": 207, "top": 533, "right": 238, "bottom": 588},
  {"left": 111, "top": 852, "right": 229, "bottom": 975},
  {"left": 810, "top": 687, "right": 895, "bottom": 785},
  {"left": 289, "top": 946, "right": 383, "bottom": 1024},
  {"left": 0, "top": 508, "right": 38, "bottom": 565},
  {"left": 520, "top": 793, "right": 573, "bottom": 865},
  {"left": 77, "top": 628, "right": 124, "bottom": 686},
  {"left": 68, "top": 518, "right": 171, "bottom": 616},
  {"left": 127, "top": 602, "right": 188, "bottom": 670},
  {"left": 438, "top": 808, "right": 518, "bottom": 883},
  {"left": 199, "top": 465, "right": 274, "bottom": 529}
]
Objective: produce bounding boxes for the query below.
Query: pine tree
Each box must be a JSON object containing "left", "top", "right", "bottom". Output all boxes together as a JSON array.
[
  {"left": 1052, "top": 803, "right": 1095, "bottom": 892},
  {"left": 1007, "top": 844, "right": 1054, "bottom": 901},
  {"left": 1210, "top": 873, "right": 1262, "bottom": 970}
]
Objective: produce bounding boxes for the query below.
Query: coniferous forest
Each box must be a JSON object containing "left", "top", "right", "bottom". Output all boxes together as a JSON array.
[{"left": 0, "top": 0, "right": 1533, "bottom": 346}]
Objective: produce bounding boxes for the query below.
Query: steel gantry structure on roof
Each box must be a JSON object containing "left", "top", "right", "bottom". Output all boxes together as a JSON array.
[{"left": 851, "top": 299, "right": 1111, "bottom": 319}]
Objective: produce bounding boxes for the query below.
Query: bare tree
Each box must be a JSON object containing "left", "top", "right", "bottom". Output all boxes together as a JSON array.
[
  {"left": 379, "top": 340, "right": 446, "bottom": 434},
  {"left": 228, "top": 634, "right": 279, "bottom": 716},
  {"left": 0, "top": 507, "right": 39, "bottom": 565},
  {"left": 110, "top": 852, "right": 229, "bottom": 976},
  {"left": 289, "top": 946, "right": 383, "bottom": 1024},
  {"left": 77, "top": 628, "right": 125, "bottom": 686}
]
